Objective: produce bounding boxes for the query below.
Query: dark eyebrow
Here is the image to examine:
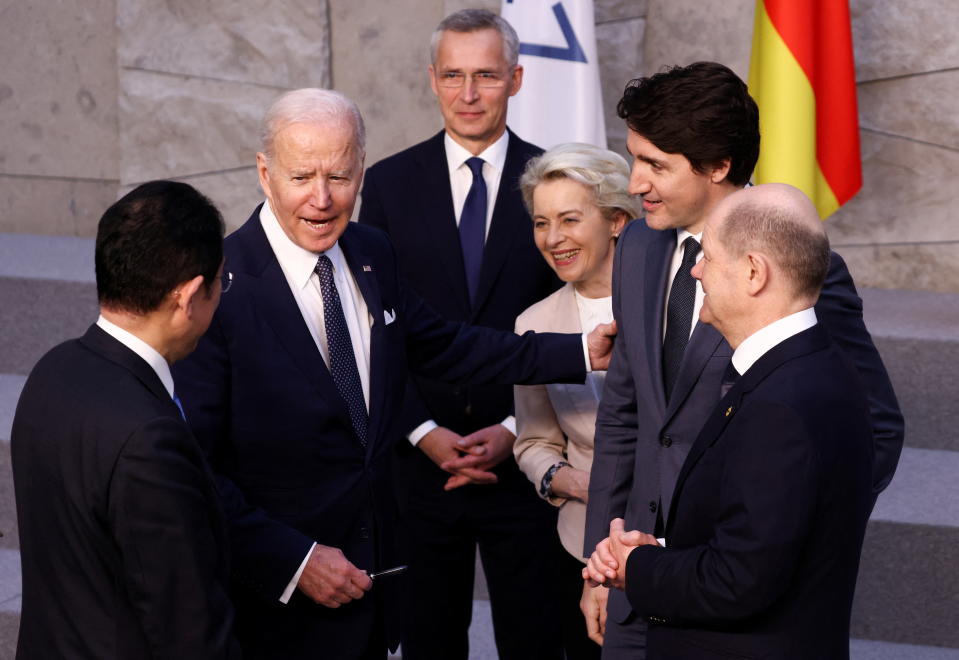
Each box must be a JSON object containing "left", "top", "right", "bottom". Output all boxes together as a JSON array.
[{"left": 637, "top": 154, "right": 666, "bottom": 168}]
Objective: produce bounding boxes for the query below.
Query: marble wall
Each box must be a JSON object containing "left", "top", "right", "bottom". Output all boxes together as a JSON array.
[{"left": 3, "top": 0, "right": 957, "bottom": 292}]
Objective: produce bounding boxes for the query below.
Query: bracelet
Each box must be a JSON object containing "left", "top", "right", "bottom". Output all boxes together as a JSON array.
[{"left": 540, "top": 461, "right": 570, "bottom": 498}]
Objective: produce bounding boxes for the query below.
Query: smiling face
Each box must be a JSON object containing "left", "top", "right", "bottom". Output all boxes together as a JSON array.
[
  {"left": 257, "top": 120, "right": 363, "bottom": 254},
  {"left": 531, "top": 178, "right": 625, "bottom": 298},
  {"left": 429, "top": 28, "right": 522, "bottom": 155},
  {"left": 626, "top": 129, "right": 732, "bottom": 236}
]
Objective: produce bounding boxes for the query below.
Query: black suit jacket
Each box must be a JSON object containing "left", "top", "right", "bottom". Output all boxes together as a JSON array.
[
  {"left": 586, "top": 220, "right": 904, "bottom": 624},
  {"left": 625, "top": 325, "right": 874, "bottom": 660},
  {"left": 171, "top": 212, "right": 585, "bottom": 657},
  {"left": 359, "top": 130, "right": 559, "bottom": 494},
  {"left": 12, "top": 325, "right": 238, "bottom": 659}
]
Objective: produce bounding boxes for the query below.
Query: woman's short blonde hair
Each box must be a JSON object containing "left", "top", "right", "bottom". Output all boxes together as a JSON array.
[{"left": 519, "top": 142, "right": 641, "bottom": 221}]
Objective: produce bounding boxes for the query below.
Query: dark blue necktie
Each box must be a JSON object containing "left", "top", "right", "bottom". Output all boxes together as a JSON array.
[
  {"left": 720, "top": 361, "right": 740, "bottom": 398},
  {"left": 315, "top": 255, "right": 368, "bottom": 447},
  {"left": 459, "top": 157, "right": 487, "bottom": 306},
  {"left": 663, "top": 236, "right": 701, "bottom": 401},
  {"left": 172, "top": 393, "right": 187, "bottom": 421}
]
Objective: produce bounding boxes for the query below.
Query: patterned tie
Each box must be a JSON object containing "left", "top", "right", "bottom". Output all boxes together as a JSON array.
[
  {"left": 662, "top": 236, "right": 701, "bottom": 401},
  {"left": 459, "top": 157, "right": 487, "bottom": 306},
  {"left": 315, "top": 255, "right": 368, "bottom": 447}
]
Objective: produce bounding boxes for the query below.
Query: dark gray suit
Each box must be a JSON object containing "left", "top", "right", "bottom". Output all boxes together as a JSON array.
[{"left": 585, "top": 219, "right": 904, "bottom": 657}]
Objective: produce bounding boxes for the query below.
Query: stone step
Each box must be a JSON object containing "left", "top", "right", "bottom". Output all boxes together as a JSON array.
[{"left": 860, "top": 287, "right": 959, "bottom": 453}]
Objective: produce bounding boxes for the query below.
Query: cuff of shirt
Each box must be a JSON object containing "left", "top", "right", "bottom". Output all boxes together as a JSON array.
[
  {"left": 408, "top": 420, "right": 439, "bottom": 446},
  {"left": 280, "top": 542, "right": 316, "bottom": 604},
  {"left": 500, "top": 416, "right": 516, "bottom": 437},
  {"left": 581, "top": 333, "right": 593, "bottom": 373}
]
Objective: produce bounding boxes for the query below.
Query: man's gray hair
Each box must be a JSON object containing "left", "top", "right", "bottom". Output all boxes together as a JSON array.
[
  {"left": 430, "top": 9, "right": 520, "bottom": 68},
  {"left": 519, "top": 143, "right": 641, "bottom": 221},
  {"left": 719, "top": 198, "right": 831, "bottom": 299},
  {"left": 260, "top": 88, "right": 366, "bottom": 163}
]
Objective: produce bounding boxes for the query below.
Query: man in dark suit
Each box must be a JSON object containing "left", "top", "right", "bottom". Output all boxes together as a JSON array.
[
  {"left": 172, "top": 87, "right": 612, "bottom": 660},
  {"left": 358, "top": 9, "right": 576, "bottom": 659},
  {"left": 582, "top": 62, "right": 904, "bottom": 656},
  {"left": 11, "top": 181, "right": 239, "bottom": 659},
  {"left": 586, "top": 183, "right": 875, "bottom": 659}
]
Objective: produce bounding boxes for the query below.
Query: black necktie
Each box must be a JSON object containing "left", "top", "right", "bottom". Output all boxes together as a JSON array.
[
  {"left": 663, "top": 236, "right": 701, "bottom": 401},
  {"left": 315, "top": 255, "right": 368, "bottom": 447},
  {"left": 720, "top": 361, "right": 740, "bottom": 398},
  {"left": 459, "top": 157, "right": 487, "bottom": 306}
]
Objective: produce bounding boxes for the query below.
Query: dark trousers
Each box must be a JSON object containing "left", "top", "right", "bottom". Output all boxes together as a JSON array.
[{"left": 399, "top": 477, "right": 566, "bottom": 660}]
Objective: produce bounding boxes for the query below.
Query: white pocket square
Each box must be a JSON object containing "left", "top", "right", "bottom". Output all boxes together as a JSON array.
[{"left": 384, "top": 308, "right": 396, "bottom": 325}]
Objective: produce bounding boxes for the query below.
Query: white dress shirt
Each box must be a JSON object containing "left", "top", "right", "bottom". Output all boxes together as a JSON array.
[
  {"left": 96, "top": 315, "right": 175, "bottom": 399},
  {"left": 731, "top": 307, "right": 818, "bottom": 377},
  {"left": 407, "top": 131, "right": 514, "bottom": 446},
  {"left": 574, "top": 290, "right": 612, "bottom": 399},
  {"left": 662, "top": 228, "right": 705, "bottom": 341},
  {"left": 259, "top": 201, "right": 375, "bottom": 603}
]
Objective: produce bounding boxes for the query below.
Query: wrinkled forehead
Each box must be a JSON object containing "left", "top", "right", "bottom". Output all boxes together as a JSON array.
[{"left": 271, "top": 120, "right": 363, "bottom": 168}]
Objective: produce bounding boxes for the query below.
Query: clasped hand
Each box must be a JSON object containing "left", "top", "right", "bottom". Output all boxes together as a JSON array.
[{"left": 583, "top": 518, "right": 660, "bottom": 590}]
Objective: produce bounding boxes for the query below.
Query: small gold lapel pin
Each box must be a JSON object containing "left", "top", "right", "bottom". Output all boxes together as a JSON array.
[
  {"left": 725, "top": 406, "right": 733, "bottom": 417},
  {"left": 362, "top": 265, "right": 372, "bottom": 272}
]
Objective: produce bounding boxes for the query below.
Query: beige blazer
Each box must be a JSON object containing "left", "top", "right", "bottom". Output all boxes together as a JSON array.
[{"left": 514, "top": 283, "right": 604, "bottom": 560}]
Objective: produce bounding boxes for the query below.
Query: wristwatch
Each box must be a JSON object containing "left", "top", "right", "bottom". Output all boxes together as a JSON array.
[{"left": 540, "top": 461, "right": 570, "bottom": 498}]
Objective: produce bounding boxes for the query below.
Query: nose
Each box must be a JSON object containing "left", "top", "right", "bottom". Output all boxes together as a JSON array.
[
  {"left": 545, "top": 222, "right": 565, "bottom": 248},
  {"left": 310, "top": 179, "right": 332, "bottom": 209},
  {"left": 690, "top": 258, "right": 704, "bottom": 281},
  {"left": 628, "top": 164, "right": 651, "bottom": 196},
  {"left": 459, "top": 77, "right": 479, "bottom": 102}
]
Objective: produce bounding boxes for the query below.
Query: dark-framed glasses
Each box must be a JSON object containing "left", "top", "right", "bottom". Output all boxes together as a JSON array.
[
  {"left": 435, "top": 70, "right": 510, "bottom": 88},
  {"left": 220, "top": 271, "right": 233, "bottom": 293}
]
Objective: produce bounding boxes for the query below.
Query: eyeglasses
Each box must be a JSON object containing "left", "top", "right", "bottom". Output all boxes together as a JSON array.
[
  {"left": 435, "top": 71, "right": 510, "bottom": 88},
  {"left": 221, "top": 271, "right": 233, "bottom": 293}
]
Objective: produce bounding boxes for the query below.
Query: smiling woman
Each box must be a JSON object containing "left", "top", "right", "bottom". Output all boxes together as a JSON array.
[{"left": 513, "top": 142, "right": 640, "bottom": 651}]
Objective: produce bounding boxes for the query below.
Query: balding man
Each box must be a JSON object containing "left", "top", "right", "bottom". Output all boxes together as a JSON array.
[{"left": 586, "top": 184, "right": 875, "bottom": 660}]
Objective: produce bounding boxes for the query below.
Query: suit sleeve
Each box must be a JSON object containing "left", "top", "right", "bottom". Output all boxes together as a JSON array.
[
  {"left": 398, "top": 279, "right": 586, "bottom": 387},
  {"left": 624, "top": 402, "right": 818, "bottom": 625},
  {"left": 359, "top": 168, "right": 441, "bottom": 436},
  {"left": 584, "top": 231, "right": 639, "bottom": 556},
  {"left": 817, "top": 252, "right": 904, "bottom": 495},
  {"left": 172, "top": 315, "right": 316, "bottom": 601},
  {"left": 109, "top": 417, "right": 239, "bottom": 659}
]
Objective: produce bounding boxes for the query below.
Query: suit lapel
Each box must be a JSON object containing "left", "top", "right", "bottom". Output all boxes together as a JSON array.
[
  {"left": 80, "top": 325, "right": 175, "bottom": 410},
  {"left": 339, "top": 226, "right": 386, "bottom": 458},
  {"left": 416, "top": 132, "right": 471, "bottom": 316},
  {"left": 664, "top": 321, "right": 725, "bottom": 421},
  {"left": 235, "top": 219, "right": 355, "bottom": 434},
  {"left": 665, "top": 324, "right": 831, "bottom": 537},
  {"left": 643, "top": 230, "right": 675, "bottom": 416}
]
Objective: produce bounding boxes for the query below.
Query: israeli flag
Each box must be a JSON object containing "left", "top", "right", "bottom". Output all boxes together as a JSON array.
[{"left": 501, "top": 0, "right": 606, "bottom": 149}]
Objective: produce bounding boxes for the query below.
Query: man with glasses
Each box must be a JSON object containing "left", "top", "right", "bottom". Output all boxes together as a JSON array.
[{"left": 359, "top": 8, "right": 572, "bottom": 660}]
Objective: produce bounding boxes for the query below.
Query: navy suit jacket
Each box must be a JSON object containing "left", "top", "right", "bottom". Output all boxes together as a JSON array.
[
  {"left": 359, "top": 130, "right": 559, "bottom": 458},
  {"left": 585, "top": 219, "right": 904, "bottom": 623},
  {"left": 13, "top": 326, "right": 237, "bottom": 659},
  {"left": 172, "top": 211, "right": 585, "bottom": 656},
  {"left": 625, "top": 325, "right": 874, "bottom": 659}
]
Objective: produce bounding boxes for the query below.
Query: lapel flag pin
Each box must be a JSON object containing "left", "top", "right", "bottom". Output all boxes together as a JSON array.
[
  {"left": 362, "top": 265, "right": 372, "bottom": 272},
  {"left": 725, "top": 406, "right": 733, "bottom": 417}
]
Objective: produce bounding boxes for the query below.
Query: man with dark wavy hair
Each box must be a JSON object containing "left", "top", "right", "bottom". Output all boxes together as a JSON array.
[{"left": 581, "top": 62, "right": 903, "bottom": 658}]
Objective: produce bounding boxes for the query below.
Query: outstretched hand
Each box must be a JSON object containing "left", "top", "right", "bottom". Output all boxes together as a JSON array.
[{"left": 587, "top": 320, "right": 617, "bottom": 371}]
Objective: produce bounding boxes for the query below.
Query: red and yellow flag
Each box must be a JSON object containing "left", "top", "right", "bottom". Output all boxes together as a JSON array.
[{"left": 748, "top": 0, "right": 862, "bottom": 219}]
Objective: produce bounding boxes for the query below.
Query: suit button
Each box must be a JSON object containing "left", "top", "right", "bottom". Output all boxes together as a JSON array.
[
  {"left": 660, "top": 434, "right": 673, "bottom": 448},
  {"left": 359, "top": 526, "right": 370, "bottom": 540},
  {"left": 649, "top": 501, "right": 658, "bottom": 513}
]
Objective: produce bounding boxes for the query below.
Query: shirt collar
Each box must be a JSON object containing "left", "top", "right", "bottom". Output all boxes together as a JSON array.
[
  {"left": 95, "top": 315, "right": 175, "bottom": 398},
  {"left": 676, "top": 228, "right": 703, "bottom": 250},
  {"left": 731, "top": 307, "right": 818, "bottom": 376},
  {"left": 259, "top": 201, "right": 348, "bottom": 288},
  {"left": 444, "top": 130, "right": 509, "bottom": 177}
]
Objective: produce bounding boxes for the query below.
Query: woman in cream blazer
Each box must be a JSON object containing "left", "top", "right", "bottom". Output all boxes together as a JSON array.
[{"left": 514, "top": 143, "right": 640, "bottom": 655}]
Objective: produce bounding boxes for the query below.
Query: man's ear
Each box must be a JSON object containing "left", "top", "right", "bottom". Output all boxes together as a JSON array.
[
  {"left": 173, "top": 275, "right": 206, "bottom": 317},
  {"left": 509, "top": 64, "right": 524, "bottom": 97},
  {"left": 428, "top": 65, "right": 439, "bottom": 97},
  {"left": 744, "top": 252, "right": 770, "bottom": 296},
  {"left": 256, "top": 152, "right": 272, "bottom": 199},
  {"left": 710, "top": 158, "right": 732, "bottom": 184}
]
